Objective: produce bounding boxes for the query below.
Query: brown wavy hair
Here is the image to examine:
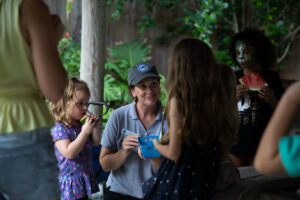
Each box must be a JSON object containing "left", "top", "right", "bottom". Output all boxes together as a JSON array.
[
  {"left": 165, "top": 38, "right": 238, "bottom": 147},
  {"left": 50, "top": 77, "right": 90, "bottom": 128},
  {"left": 217, "top": 64, "right": 239, "bottom": 160}
]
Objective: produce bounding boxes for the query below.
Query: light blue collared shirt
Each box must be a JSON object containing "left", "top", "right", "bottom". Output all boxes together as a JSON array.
[{"left": 101, "top": 102, "right": 168, "bottom": 198}]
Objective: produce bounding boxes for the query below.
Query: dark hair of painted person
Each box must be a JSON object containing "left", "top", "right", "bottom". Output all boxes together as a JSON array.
[{"left": 229, "top": 28, "right": 277, "bottom": 70}]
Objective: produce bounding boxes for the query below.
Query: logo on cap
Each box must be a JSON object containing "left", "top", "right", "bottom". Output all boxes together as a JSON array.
[{"left": 137, "top": 64, "right": 150, "bottom": 72}]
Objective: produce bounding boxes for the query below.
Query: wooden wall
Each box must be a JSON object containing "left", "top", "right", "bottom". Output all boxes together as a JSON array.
[
  {"left": 104, "top": 2, "right": 187, "bottom": 77},
  {"left": 46, "top": 1, "right": 300, "bottom": 83}
]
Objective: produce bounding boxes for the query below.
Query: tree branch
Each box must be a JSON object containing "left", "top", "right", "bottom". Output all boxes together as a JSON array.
[
  {"left": 282, "top": 24, "right": 300, "bottom": 42},
  {"left": 221, "top": 14, "right": 236, "bottom": 27},
  {"left": 277, "top": 40, "right": 292, "bottom": 64},
  {"left": 275, "top": 0, "right": 294, "bottom": 21},
  {"left": 231, "top": 0, "right": 239, "bottom": 33},
  {"left": 277, "top": 26, "right": 300, "bottom": 63}
]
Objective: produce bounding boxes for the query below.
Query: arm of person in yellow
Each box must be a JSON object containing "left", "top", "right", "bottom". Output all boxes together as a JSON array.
[{"left": 20, "top": 0, "right": 67, "bottom": 102}]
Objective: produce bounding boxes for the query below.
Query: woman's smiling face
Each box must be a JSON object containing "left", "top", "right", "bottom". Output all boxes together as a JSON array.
[{"left": 130, "top": 77, "right": 160, "bottom": 107}]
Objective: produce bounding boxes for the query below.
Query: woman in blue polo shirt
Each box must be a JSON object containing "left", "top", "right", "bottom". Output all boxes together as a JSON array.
[{"left": 99, "top": 63, "right": 167, "bottom": 200}]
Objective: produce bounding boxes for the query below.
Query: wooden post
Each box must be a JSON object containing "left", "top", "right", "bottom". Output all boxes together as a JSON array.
[
  {"left": 80, "top": 0, "right": 106, "bottom": 116},
  {"left": 69, "top": 0, "right": 82, "bottom": 42}
]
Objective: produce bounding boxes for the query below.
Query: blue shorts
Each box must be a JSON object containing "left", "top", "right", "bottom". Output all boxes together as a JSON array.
[{"left": 0, "top": 128, "right": 60, "bottom": 200}]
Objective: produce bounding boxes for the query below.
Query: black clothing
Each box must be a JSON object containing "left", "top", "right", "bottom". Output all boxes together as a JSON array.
[
  {"left": 104, "top": 187, "right": 142, "bottom": 200},
  {"left": 142, "top": 142, "right": 220, "bottom": 200},
  {"left": 230, "top": 69, "right": 284, "bottom": 157}
]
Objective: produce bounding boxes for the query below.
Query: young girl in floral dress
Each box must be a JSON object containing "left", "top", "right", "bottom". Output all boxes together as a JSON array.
[{"left": 50, "top": 77, "right": 101, "bottom": 200}]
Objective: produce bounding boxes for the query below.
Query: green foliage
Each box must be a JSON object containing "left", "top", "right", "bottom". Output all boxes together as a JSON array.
[
  {"left": 67, "top": 0, "right": 72, "bottom": 12},
  {"left": 104, "top": 40, "right": 150, "bottom": 109},
  {"left": 159, "top": 74, "right": 168, "bottom": 106},
  {"left": 58, "top": 37, "right": 168, "bottom": 126},
  {"left": 57, "top": 34, "right": 81, "bottom": 78},
  {"left": 108, "top": 0, "right": 227, "bottom": 44},
  {"left": 105, "top": 39, "right": 168, "bottom": 108},
  {"left": 250, "top": 0, "right": 300, "bottom": 63},
  {"left": 180, "top": 0, "right": 228, "bottom": 44},
  {"left": 107, "top": 0, "right": 300, "bottom": 68},
  {"left": 137, "top": 15, "right": 156, "bottom": 34},
  {"left": 104, "top": 59, "right": 131, "bottom": 105},
  {"left": 107, "top": 0, "right": 126, "bottom": 20},
  {"left": 108, "top": 39, "right": 151, "bottom": 67}
]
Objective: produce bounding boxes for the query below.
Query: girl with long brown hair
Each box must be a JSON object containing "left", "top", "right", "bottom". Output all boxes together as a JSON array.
[{"left": 142, "top": 38, "right": 238, "bottom": 200}]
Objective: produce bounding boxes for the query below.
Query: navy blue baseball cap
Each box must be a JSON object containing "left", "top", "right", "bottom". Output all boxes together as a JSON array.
[{"left": 128, "top": 63, "right": 160, "bottom": 86}]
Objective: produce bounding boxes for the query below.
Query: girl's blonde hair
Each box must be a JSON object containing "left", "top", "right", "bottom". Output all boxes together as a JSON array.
[
  {"left": 50, "top": 77, "right": 90, "bottom": 127},
  {"left": 166, "top": 38, "right": 238, "bottom": 147}
]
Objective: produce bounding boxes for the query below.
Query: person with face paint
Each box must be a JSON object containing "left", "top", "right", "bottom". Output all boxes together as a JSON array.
[{"left": 228, "top": 28, "right": 284, "bottom": 167}]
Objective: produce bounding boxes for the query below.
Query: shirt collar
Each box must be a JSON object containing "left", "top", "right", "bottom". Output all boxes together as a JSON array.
[{"left": 129, "top": 101, "right": 164, "bottom": 121}]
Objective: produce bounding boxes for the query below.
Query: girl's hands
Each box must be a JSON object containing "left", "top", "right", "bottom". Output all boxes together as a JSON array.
[
  {"left": 152, "top": 138, "right": 159, "bottom": 146},
  {"left": 138, "top": 147, "right": 143, "bottom": 159},
  {"left": 138, "top": 144, "right": 162, "bottom": 171},
  {"left": 90, "top": 115, "right": 101, "bottom": 127},
  {"left": 236, "top": 84, "right": 248, "bottom": 101},
  {"left": 140, "top": 140, "right": 163, "bottom": 170},
  {"left": 122, "top": 135, "right": 139, "bottom": 153},
  {"left": 81, "top": 115, "right": 100, "bottom": 135},
  {"left": 259, "top": 86, "right": 276, "bottom": 106}
]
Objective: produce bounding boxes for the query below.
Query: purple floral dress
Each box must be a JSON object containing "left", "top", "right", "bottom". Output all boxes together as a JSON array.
[{"left": 51, "top": 122, "right": 99, "bottom": 200}]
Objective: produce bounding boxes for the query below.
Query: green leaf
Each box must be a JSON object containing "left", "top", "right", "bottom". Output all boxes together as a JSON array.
[
  {"left": 279, "top": 65, "right": 286, "bottom": 70},
  {"left": 108, "top": 39, "right": 151, "bottom": 67},
  {"left": 58, "top": 37, "right": 81, "bottom": 77},
  {"left": 103, "top": 75, "right": 122, "bottom": 102}
]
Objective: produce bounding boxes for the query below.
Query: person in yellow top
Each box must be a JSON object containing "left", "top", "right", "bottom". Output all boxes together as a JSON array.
[{"left": 0, "top": 0, "right": 68, "bottom": 199}]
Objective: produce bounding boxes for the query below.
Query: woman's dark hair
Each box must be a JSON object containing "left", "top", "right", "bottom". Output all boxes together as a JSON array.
[{"left": 229, "top": 28, "right": 277, "bottom": 69}]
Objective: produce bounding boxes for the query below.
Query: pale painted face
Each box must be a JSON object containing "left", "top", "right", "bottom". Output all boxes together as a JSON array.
[{"left": 235, "top": 41, "right": 255, "bottom": 67}]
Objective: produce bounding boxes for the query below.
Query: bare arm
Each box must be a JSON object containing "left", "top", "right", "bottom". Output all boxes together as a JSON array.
[
  {"left": 55, "top": 117, "right": 97, "bottom": 159},
  {"left": 137, "top": 147, "right": 162, "bottom": 171},
  {"left": 254, "top": 82, "right": 300, "bottom": 174},
  {"left": 90, "top": 125, "right": 101, "bottom": 146},
  {"left": 55, "top": 133, "right": 89, "bottom": 159},
  {"left": 89, "top": 116, "right": 101, "bottom": 146},
  {"left": 20, "top": 0, "right": 67, "bottom": 102},
  {"left": 99, "top": 135, "right": 139, "bottom": 171},
  {"left": 149, "top": 157, "right": 162, "bottom": 171},
  {"left": 153, "top": 98, "right": 182, "bottom": 161}
]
